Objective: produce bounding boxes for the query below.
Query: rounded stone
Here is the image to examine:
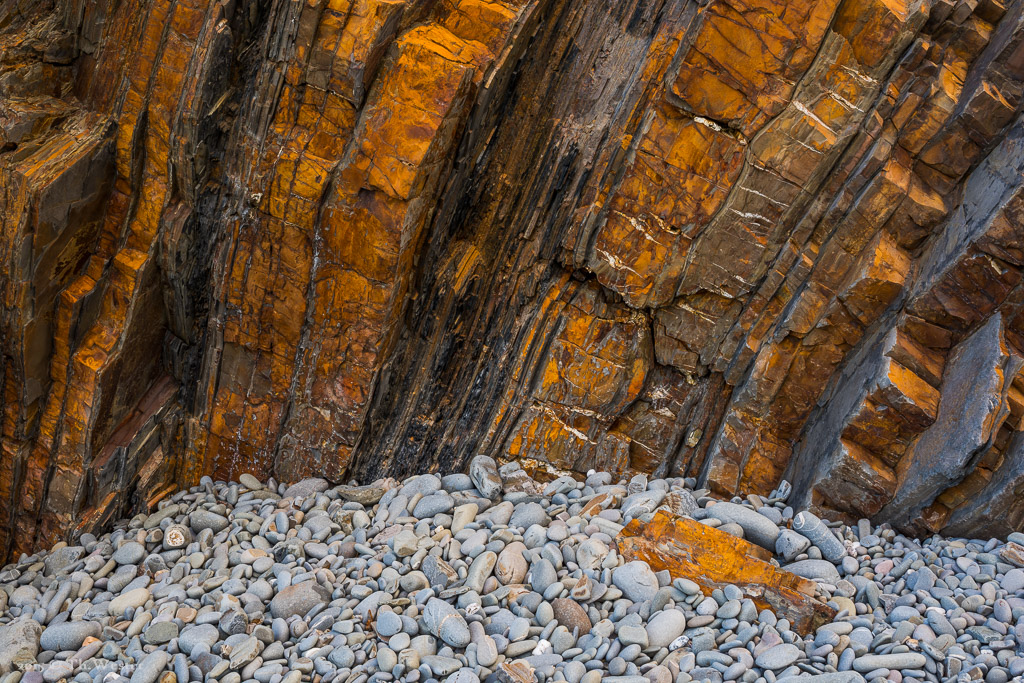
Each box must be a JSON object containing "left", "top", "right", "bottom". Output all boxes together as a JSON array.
[
  {"left": 228, "top": 635, "right": 260, "bottom": 670},
  {"left": 9, "top": 586, "right": 39, "bottom": 608},
  {"left": 717, "top": 599, "right": 741, "bottom": 619},
  {"left": 376, "top": 610, "right": 403, "bottom": 638},
  {"left": 413, "top": 493, "right": 454, "bottom": 518},
  {"left": 282, "top": 478, "right": 329, "bottom": 499},
  {"left": 852, "top": 653, "right": 927, "bottom": 672},
  {"left": 496, "top": 542, "right": 528, "bottom": 585},
  {"left": 529, "top": 558, "right": 557, "bottom": 594},
  {"left": 39, "top": 621, "right": 100, "bottom": 652},
  {"left": 112, "top": 542, "right": 145, "bottom": 565},
  {"left": 178, "top": 624, "right": 220, "bottom": 655},
  {"left": 423, "top": 598, "right": 470, "bottom": 648},
  {"left": 784, "top": 559, "right": 841, "bottom": 583},
  {"left": 239, "top": 474, "right": 263, "bottom": 490},
  {"left": 269, "top": 582, "right": 331, "bottom": 620},
  {"left": 755, "top": 643, "right": 801, "bottom": 670},
  {"left": 0, "top": 618, "right": 42, "bottom": 672},
  {"left": 189, "top": 510, "right": 230, "bottom": 533},
  {"left": 792, "top": 511, "right": 846, "bottom": 563},
  {"left": 576, "top": 539, "right": 609, "bottom": 571},
  {"left": 42, "top": 661, "right": 73, "bottom": 683},
  {"left": 509, "top": 502, "right": 550, "bottom": 529},
  {"left": 142, "top": 621, "right": 179, "bottom": 645},
  {"left": 1002, "top": 568, "right": 1024, "bottom": 593},
  {"left": 775, "top": 529, "right": 811, "bottom": 562},
  {"left": 646, "top": 609, "right": 687, "bottom": 649},
  {"left": 376, "top": 646, "right": 398, "bottom": 671},
  {"left": 162, "top": 524, "right": 191, "bottom": 550},
  {"left": 551, "top": 598, "right": 591, "bottom": 634},
  {"left": 705, "top": 502, "right": 780, "bottom": 549},
  {"left": 108, "top": 587, "right": 151, "bottom": 616},
  {"left": 43, "top": 547, "right": 84, "bottom": 576},
  {"left": 612, "top": 561, "right": 659, "bottom": 603},
  {"left": 130, "top": 649, "right": 169, "bottom": 683},
  {"left": 466, "top": 551, "right": 497, "bottom": 592},
  {"left": 618, "top": 625, "right": 648, "bottom": 648},
  {"left": 563, "top": 661, "right": 586, "bottom": 683}
]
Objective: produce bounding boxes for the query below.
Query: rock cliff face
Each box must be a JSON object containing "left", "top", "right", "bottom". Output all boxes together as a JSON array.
[{"left": 3, "top": 0, "right": 1024, "bottom": 559}]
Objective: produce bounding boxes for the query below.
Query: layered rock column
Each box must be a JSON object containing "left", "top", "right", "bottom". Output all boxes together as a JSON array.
[{"left": 2, "top": 0, "right": 1024, "bottom": 559}]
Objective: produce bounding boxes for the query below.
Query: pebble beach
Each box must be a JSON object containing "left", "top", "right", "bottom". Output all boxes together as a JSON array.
[{"left": 1, "top": 456, "right": 1022, "bottom": 683}]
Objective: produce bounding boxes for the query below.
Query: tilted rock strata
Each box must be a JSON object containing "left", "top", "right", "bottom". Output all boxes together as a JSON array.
[{"left": 2, "top": 0, "right": 1024, "bottom": 558}]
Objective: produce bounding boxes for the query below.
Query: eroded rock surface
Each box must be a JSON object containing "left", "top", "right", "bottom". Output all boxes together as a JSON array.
[{"left": 3, "top": 0, "right": 1024, "bottom": 558}]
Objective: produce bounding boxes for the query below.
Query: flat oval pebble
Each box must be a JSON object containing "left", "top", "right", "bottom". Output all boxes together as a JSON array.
[
  {"left": 177, "top": 623, "right": 219, "bottom": 656},
  {"left": 423, "top": 598, "right": 470, "bottom": 647},
  {"left": 268, "top": 581, "right": 331, "bottom": 619},
  {"left": 130, "top": 650, "right": 169, "bottom": 683},
  {"left": 108, "top": 587, "right": 151, "bottom": 616},
  {"left": 777, "top": 675, "right": 866, "bottom": 683},
  {"left": 39, "top": 621, "right": 100, "bottom": 652},
  {"left": 375, "top": 609, "right": 402, "bottom": 637},
  {"left": 238, "top": 473, "right": 262, "bottom": 490},
  {"left": 189, "top": 509, "right": 230, "bottom": 533},
  {"left": 706, "top": 502, "right": 780, "bottom": 548},
  {"left": 646, "top": 608, "right": 687, "bottom": 649},
  {"left": 755, "top": 643, "right": 801, "bottom": 670},
  {"left": 112, "top": 541, "right": 145, "bottom": 565},
  {"left": 852, "top": 653, "right": 927, "bottom": 672},
  {"left": 784, "top": 559, "right": 841, "bottom": 582},
  {"left": 612, "top": 561, "right": 659, "bottom": 603},
  {"left": 142, "top": 621, "right": 178, "bottom": 645},
  {"left": 413, "top": 492, "right": 454, "bottom": 518}
]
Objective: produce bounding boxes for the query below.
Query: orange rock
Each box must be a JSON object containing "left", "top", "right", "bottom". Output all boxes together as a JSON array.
[
  {"left": 588, "top": 101, "right": 744, "bottom": 307},
  {"left": 671, "top": 0, "right": 842, "bottom": 136},
  {"left": 833, "top": 0, "right": 920, "bottom": 69},
  {"left": 655, "top": 293, "right": 743, "bottom": 374},
  {"left": 811, "top": 440, "right": 898, "bottom": 517},
  {"left": 617, "top": 511, "right": 835, "bottom": 634}
]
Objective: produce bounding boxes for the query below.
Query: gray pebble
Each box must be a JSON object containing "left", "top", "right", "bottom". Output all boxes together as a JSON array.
[
  {"left": 39, "top": 621, "right": 101, "bottom": 652},
  {"left": 755, "top": 643, "right": 801, "bottom": 670},
  {"left": 706, "top": 502, "right": 780, "bottom": 549},
  {"left": 112, "top": 542, "right": 145, "bottom": 565},
  {"left": 130, "top": 650, "right": 169, "bottom": 683},
  {"left": 612, "top": 562, "right": 659, "bottom": 603}
]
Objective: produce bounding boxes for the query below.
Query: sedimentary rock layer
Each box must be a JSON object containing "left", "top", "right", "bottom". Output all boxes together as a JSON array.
[{"left": 2, "top": 0, "right": 1024, "bottom": 558}]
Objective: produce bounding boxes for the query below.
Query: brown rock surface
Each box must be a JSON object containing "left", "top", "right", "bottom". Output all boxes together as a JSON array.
[
  {"left": 550, "top": 597, "right": 592, "bottom": 635},
  {"left": 3, "top": 0, "right": 1024, "bottom": 558},
  {"left": 617, "top": 510, "right": 836, "bottom": 635}
]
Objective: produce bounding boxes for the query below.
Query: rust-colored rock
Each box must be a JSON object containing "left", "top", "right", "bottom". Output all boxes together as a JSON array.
[
  {"left": 616, "top": 511, "right": 836, "bottom": 635},
  {"left": 550, "top": 598, "right": 592, "bottom": 635},
  {"left": 3, "top": 0, "right": 1024, "bottom": 559}
]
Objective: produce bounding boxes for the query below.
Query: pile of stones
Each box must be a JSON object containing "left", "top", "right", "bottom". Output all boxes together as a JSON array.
[{"left": 1, "top": 455, "right": 1022, "bottom": 683}]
